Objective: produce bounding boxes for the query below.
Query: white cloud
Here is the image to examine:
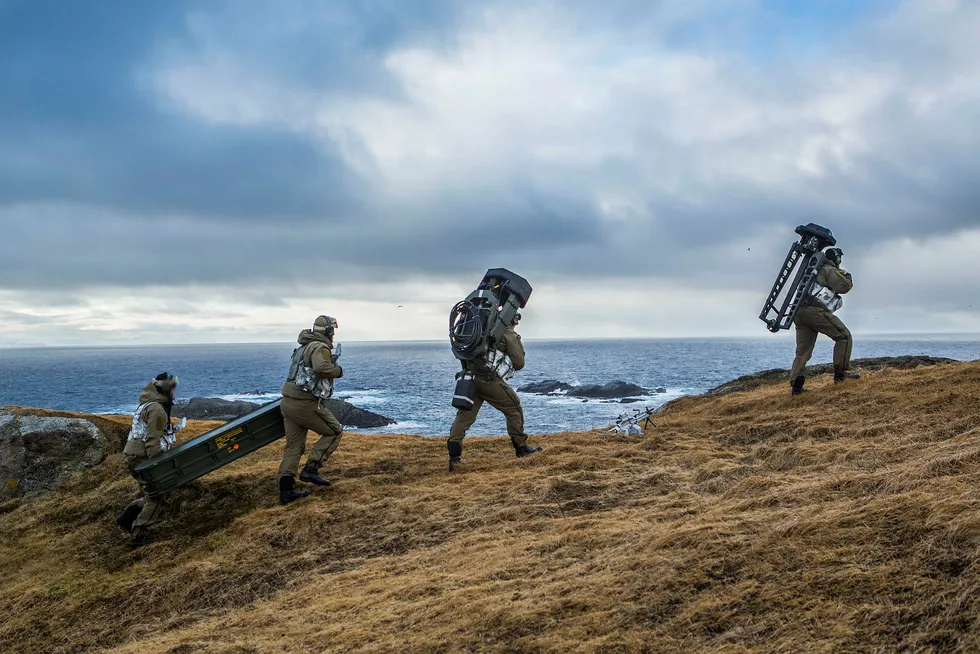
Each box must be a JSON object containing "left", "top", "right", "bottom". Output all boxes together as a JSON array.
[{"left": 4, "top": 0, "right": 980, "bottom": 344}]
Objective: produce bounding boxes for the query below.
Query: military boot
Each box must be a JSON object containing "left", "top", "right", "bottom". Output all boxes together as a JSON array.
[
  {"left": 130, "top": 528, "right": 154, "bottom": 548},
  {"left": 279, "top": 475, "right": 311, "bottom": 505},
  {"left": 448, "top": 441, "right": 467, "bottom": 471},
  {"left": 834, "top": 372, "right": 861, "bottom": 384},
  {"left": 299, "top": 461, "right": 332, "bottom": 486},
  {"left": 791, "top": 376, "right": 808, "bottom": 396},
  {"left": 115, "top": 503, "right": 141, "bottom": 534},
  {"left": 515, "top": 444, "right": 543, "bottom": 458}
]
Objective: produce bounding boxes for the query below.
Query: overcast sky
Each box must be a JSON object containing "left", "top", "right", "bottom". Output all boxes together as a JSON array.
[{"left": 1, "top": 0, "right": 978, "bottom": 346}]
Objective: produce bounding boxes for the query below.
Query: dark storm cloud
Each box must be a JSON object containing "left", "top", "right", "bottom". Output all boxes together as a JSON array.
[
  {"left": 0, "top": 0, "right": 470, "bottom": 222},
  {"left": 0, "top": 1, "right": 364, "bottom": 219},
  {"left": 1, "top": 0, "right": 979, "bottom": 298}
]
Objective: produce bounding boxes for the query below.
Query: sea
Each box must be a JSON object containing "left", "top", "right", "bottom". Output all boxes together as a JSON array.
[{"left": 1, "top": 336, "right": 978, "bottom": 437}]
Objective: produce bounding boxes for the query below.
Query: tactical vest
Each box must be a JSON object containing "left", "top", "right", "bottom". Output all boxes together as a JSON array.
[
  {"left": 810, "top": 283, "right": 843, "bottom": 313},
  {"left": 127, "top": 403, "right": 177, "bottom": 453},
  {"left": 286, "top": 344, "right": 335, "bottom": 400},
  {"left": 462, "top": 345, "right": 515, "bottom": 381},
  {"left": 485, "top": 348, "right": 516, "bottom": 381}
]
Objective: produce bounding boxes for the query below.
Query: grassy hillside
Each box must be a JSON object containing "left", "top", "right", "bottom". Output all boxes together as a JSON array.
[{"left": 3, "top": 362, "right": 980, "bottom": 653}]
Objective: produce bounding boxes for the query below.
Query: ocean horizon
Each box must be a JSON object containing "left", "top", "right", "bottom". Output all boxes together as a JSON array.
[{"left": 2, "top": 335, "right": 978, "bottom": 437}]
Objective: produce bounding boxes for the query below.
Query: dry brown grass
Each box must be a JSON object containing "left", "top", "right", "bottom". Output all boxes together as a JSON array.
[{"left": 3, "top": 362, "right": 980, "bottom": 653}]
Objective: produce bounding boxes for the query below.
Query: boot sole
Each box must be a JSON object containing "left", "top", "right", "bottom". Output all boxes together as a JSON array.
[
  {"left": 300, "top": 477, "right": 332, "bottom": 486},
  {"left": 279, "top": 493, "right": 311, "bottom": 505}
]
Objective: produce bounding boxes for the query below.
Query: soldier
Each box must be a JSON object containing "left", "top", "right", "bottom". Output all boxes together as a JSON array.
[
  {"left": 448, "top": 313, "right": 542, "bottom": 469},
  {"left": 790, "top": 247, "right": 860, "bottom": 395},
  {"left": 277, "top": 315, "right": 345, "bottom": 504},
  {"left": 116, "top": 372, "right": 182, "bottom": 547}
]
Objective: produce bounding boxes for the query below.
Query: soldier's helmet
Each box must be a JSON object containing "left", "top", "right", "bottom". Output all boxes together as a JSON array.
[
  {"left": 825, "top": 248, "right": 844, "bottom": 267},
  {"left": 153, "top": 372, "right": 179, "bottom": 396},
  {"left": 313, "top": 315, "right": 338, "bottom": 337}
]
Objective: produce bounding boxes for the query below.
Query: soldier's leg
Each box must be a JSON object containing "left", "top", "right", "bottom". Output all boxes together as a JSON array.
[
  {"left": 132, "top": 493, "right": 163, "bottom": 535},
  {"left": 116, "top": 497, "right": 144, "bottom": 533},
  {"left": 790, "top": 319, "right": 819, "bottom": 381},
  {"left": 277, "top": 414, "right": 309, "bottom": 482},
  {"left": 814, "top": 313, "right": 853, "bottom": 376},
  {"left": 276, "top": 397, "right": 314, "bottom": 502},
  {"left": 306, "top": 405, "right": 344, "bottom": 467},
  {"left": 448, "top": 396, "right": 484, "bottom": 445},
  {"left": 481, "top": 380, "right": 529, "bottom": 449},
  {"left": 447, "top": 396, "right": 483, "bottom": 468}
]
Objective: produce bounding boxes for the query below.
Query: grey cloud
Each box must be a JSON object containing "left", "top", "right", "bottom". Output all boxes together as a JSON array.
[
  {"left": 1, "top": 0, "right": 979, "bottom": 319},
  {"left": 0, "top": 310, "right": 68, "bottom": 326}
]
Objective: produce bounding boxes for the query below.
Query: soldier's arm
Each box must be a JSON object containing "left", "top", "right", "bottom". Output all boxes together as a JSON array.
[
  {"left": 503, "top": 328, "right": 526, "bottom": 371},
  {"left": 143, "top": 404, "right": 169, "bottom": 459},
  {"left": 310, "top": 343, "right": 344, "bottom": 379},
  {"left": 825, "top": 267, "right": 853, "bottom": 295}
]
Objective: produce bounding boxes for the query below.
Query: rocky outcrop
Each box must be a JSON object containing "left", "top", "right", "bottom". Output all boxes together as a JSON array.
[
  {"left": 705, "top": 356, "right": 959, "bottom": 397},
  {"left": 518, "top": 380, "right": 574, "bottom": 395},
  {"left": 172, "top": 398, "right": 263, "bottom": 422},
  {"left": 0, "top": 412, "right": 108, "bottom": 498},
  {"left": 323, "top": 399, "right": 396, "bottom": 429},
  {"left": 172, "top": 397, "right": 396, "bottom": 429},
  {"left": 569, "top": 381, "right": 651, "bottom": 399},
  {"left": 519, "top": 380, "right": 661, "bottom": 399}
]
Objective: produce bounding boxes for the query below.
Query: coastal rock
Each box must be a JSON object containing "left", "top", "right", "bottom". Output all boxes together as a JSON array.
[
  {"left": 705, "top": 356, "right": 959, "bottom": 396},
  {"left": 321, "top": 399, "right": 396, "bottom": 429},
  {"left": 173, "top": 398, "right": 261, "bottom": 422},
  {"left": 172, "top": 397, "right": 396, "bottom": 429},
  {"left": 0, "top": 412, "right": 108, "bottom": 498},
  {"left": 519, "top": 380, "right": 652, "bottom": 399},
  {"left": 517, "top": 380, "right": 574, "bottom": 395},
  {"left": 568, "top": 381, "right": 650, "bottom": 399}
]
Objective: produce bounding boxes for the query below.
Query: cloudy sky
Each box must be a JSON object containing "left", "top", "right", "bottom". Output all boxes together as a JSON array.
[{"left": 1, "top": 0, "right": 978, "bottom": 346}]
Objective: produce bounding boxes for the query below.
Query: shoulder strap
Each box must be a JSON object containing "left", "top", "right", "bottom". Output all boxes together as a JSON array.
[{"left": 287, "top": 344, "right": 310, "bottom": 382}]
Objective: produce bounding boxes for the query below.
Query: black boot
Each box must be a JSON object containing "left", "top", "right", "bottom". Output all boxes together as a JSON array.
[
  {"left": 791, "top": 376, "right": 807, "bottom": 396},
  {"left": 279, "top": 475, "right": 311, "bottom": 505},
  {"left": 299, "top": 462, "right": 332, "bottom": 486},
  {"left": 130, "top": 528, "right": 154, "bottom": 548},
  {"left": 448, "top": 441, "right": 467, "bottom": 471},
  {"left": 515, "top": 444, "right": 543, "bottom": 458},
  {"left": 115, "top": 503, "right": 141, "bottom": 534},
  {"left": 835, "top": 372, "right": 861, "bottom": 384}
]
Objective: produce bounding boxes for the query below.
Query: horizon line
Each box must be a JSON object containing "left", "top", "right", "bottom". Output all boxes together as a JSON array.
[{"left": 3, "top": 331, "right": 980, "bottom": 350}]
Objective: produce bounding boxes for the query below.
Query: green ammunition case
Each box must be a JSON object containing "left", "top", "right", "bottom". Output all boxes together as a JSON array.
[{"left": 134, "top": 400, "right": 286, "bottom": 498}]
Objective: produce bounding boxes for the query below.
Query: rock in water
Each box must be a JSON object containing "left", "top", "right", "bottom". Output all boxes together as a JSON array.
[
  {"left": 567, "top": 381, "right": 650, "bottom": 399},
  {"left": 0, "top": 412, "right": 108, "bottom": 498},
  {"left": 518, "top": 380, "right": 651, "bottom": 398},
  {"left": 320, "top": 400, "right": 396, "bottom": 429},
  {"left": 172, "top": 398, "right": 259, "bottom": 421},
  {"left": 517, "top": 380, "right": 575, "bottom": 394},
  {"left": 172, "top": 397, "right": 396, "bottom": 429}
]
